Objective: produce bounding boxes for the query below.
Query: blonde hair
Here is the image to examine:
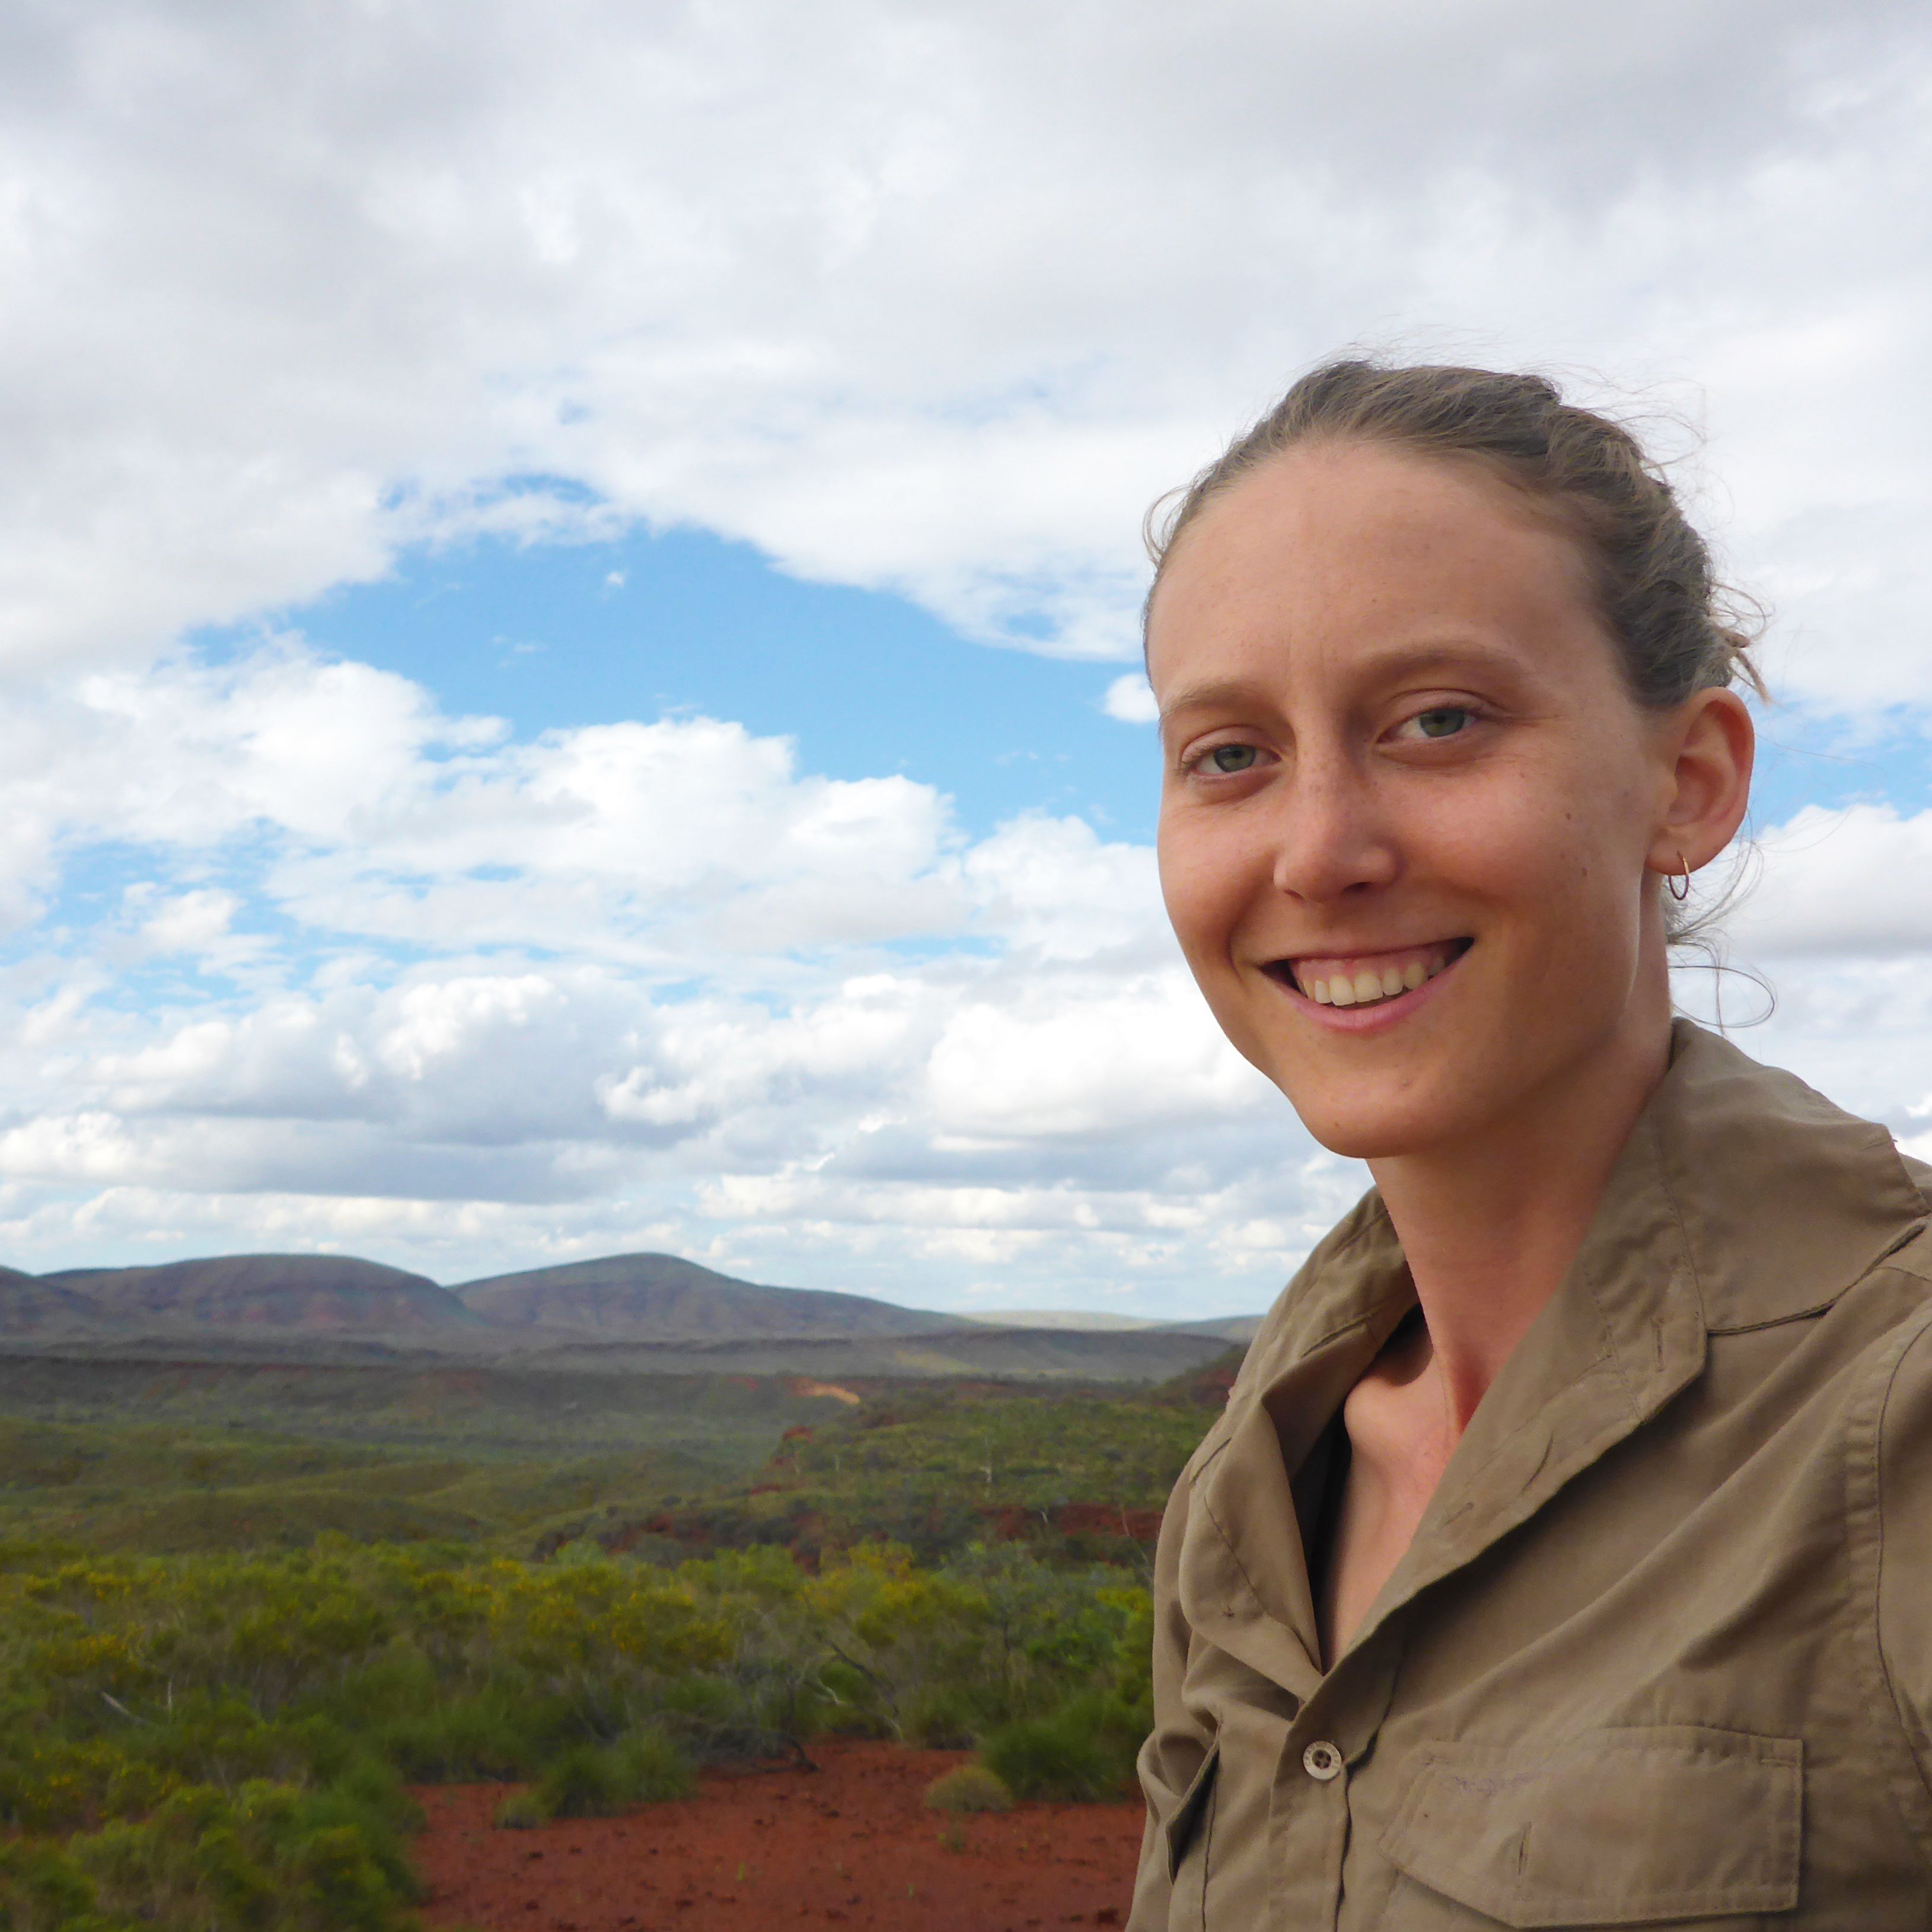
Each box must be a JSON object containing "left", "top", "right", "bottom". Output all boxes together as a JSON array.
[{"left": 1146, "top": 359, "right": 1766, "bottom": 710}]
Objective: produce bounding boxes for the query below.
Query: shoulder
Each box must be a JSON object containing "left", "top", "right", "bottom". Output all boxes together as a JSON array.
[{"left": 1656, "top": 1025, "right": 1931, "bottom": 1332}]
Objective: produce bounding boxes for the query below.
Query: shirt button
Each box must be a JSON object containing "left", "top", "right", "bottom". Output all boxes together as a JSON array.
[{"left": 1302, "top": 1740, "right": 1344, "bottom": 1781}]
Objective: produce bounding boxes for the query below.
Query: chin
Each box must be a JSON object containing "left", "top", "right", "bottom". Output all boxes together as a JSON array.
[
  {"left": 1271, "top": 1067, "right": 1489, "bottom": 1163},
  {"left": 1292, "top": 1104, "right": 1455, "bottom": 1163}
]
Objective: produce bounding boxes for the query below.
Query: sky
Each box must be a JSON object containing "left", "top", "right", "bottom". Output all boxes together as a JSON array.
[{"left": 1, "top": 0, "right": 1930, "bottom": 1318}]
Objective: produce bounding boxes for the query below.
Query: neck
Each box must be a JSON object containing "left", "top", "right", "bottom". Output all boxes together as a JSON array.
[{"left": 1365, "top": 1008, "right": 1674, "bottom": 1433}]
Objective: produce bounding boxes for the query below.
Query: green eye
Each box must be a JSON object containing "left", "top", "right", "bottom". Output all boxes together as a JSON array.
[
  {"left": 1414, "top": 707, "right": 1471, "bottom": 739},
  {"left": 1207, "top": 744, "right": 1259, "bottom": 773}
]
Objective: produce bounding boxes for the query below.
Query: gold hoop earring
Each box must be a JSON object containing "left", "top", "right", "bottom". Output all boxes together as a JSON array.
[{"left": 1666, "top": 850, "right": 1692, "bottom": 903}]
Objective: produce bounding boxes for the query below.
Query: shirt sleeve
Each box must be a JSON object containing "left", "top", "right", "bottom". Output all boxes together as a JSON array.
[
  {"left": 1871, "top": 1289, "right": 1932, "bottom": 1844},
  {"left": 1128, "top": 1455, "right": 1217, "bottom": 1931}
]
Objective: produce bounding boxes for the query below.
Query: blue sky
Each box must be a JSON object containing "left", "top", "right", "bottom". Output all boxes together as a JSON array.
[
  {"left": 0, "top": 0, "right": 1928, "bottom": 1317},
  {"left": 275, "top": 528, "right": 1162, "bottom": 844}
]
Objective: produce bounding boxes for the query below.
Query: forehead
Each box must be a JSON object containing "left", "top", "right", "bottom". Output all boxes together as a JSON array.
[{"left": 1145, "top": 441, "right": 1606, "bottom": 697}]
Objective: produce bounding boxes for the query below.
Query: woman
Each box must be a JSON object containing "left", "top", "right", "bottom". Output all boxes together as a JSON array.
[{"left": 1127, "top": 361, "right": 1932, "bottom": 1929}]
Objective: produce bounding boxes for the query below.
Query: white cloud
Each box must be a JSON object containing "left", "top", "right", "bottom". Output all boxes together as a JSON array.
[
  {"left": 0, "top": 1, "right": 1929, "bottom": 703},
  {"left": 0, "top": 642, "right": 967, "bottom": 968},
  {"left": 1723, "top": 805, "right": 1932, "bottom": 958},
  {"left": 960, "top": 815, "right": 1168, "bottom": 964},
  {"left": 129, "top": 888, "right": 241, "bottom": 959},
  {"left": 2, "top": 2, "right": 1931, "bottom": 1312},
  {"left": 925, "top": 977, "right": 1269, "bottom": 1145},
  {"left": 1103, "top": 674, "right": 1160, "bottom": 725},
  {"left": 0, "top": 648, "right": 1348, "bottom": 1305}
]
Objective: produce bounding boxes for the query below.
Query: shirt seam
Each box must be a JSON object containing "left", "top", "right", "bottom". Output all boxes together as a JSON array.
[
  {"left": 1708, "top": 1226, "right": 1932, "bottom": 1334},
  {"left": 1854, "top": 1299, "right": 1932, "bottom": 1876}
]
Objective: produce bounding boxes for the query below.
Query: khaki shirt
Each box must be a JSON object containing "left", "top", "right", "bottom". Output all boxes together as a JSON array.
[{"left": 1130, "top": 1021, "right": 1932, "bottom": 1930}]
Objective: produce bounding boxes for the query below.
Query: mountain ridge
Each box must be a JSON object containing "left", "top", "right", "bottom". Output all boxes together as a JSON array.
[
  {"left": 452, "top": 1252, "right": 973, "bottom": 1340},
  {"left": 0, "top": 1248, "right": 1266, "bottom": 1381}
]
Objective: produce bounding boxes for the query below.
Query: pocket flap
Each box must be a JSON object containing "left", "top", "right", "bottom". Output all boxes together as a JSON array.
[
  {"left": 1381, "top": 1726, "right": 1802, "bottom": 1927},
  {"left": 1163, "top": 1740, "right": 1220, "bottom": 1881}
]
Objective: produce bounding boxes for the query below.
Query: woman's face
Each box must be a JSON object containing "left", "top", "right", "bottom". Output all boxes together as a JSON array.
[{"left": 1148, "top": 440, "right": 1687, "bottom": 1161}]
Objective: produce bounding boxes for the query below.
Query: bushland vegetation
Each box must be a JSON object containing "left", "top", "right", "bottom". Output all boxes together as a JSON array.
[
  {"left": 547, "top": 1381, "right": 1215, "bottom": 1570},
  {"left": 0, "top": 1355, "right": 1235, "bottom": 1929}
]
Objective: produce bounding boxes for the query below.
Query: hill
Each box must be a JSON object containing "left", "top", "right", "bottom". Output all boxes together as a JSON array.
[
  {"left": 22, "top": 1252, "right": 477, "bottom": 1335},
  {"left": 0, "top": 1269, "right": 104, "bottom": 1335},
  {"left": 1153, "top": 1313, "right": 1263, "bottom": 1344},
  {"left": 452, "top": 1251, "right": 970, "bottom": 1339},
  {"left": 0, "top": 1247, "right": 1267, "bottom": 1382}
]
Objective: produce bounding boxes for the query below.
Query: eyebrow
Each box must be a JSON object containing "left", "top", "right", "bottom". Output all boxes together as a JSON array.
[
  {"left": 1157, "top": 637, "right": 1536, "bottom": 725},
  {"left": 1156, "top": 677, "right": 1257, "bottom": 723}
]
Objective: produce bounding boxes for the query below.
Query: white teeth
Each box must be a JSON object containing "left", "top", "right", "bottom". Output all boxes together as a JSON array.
[{"left": 1292, "top": 944, "right": 1464, "bottom": 1008}]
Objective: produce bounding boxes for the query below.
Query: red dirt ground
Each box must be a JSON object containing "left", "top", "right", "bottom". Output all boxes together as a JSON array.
[{"left": 413, "top": 1739, "right": 1143, "bottom": 1932}]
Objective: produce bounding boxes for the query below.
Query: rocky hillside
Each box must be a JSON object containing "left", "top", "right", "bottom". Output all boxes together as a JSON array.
[
  {"left": 452, "top": 1252, "right": 970, "bottom": 1340},
  {"left": 0, "top": 1249, "right": 1266, "bottom": 1382},
  {"left": 17, "top": 1255, "right": 476, "bottom": 1336}
]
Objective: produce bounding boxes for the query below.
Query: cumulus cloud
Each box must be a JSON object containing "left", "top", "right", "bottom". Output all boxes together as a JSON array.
[
  {"left": 0, "top": 643, "right": 967, "bottom": 967},
  {"left": 2, "top": 1, "right": 1930, "bottom": 1310},
  {"left": 924, "top": 978, "right": 1268, "bottom": 1146},
  {"left": 1723, "top": 805, "right": 1932, "bottom": 958},
  {"left": 1103, "top": 674, "right": 1160, "bottom": 725},
  {"left": 0, "top": 645, "right": 1336, "bottom": 1305},
  {"left": 131, "top": 890, "right": 239, "bottom": 957},
  {"left": 1, "top": 1, "right": 1930, "bottom": 701}
]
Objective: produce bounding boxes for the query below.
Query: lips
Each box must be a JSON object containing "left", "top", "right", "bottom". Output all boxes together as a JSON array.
[{"left": 1270, "top": 939, "right": 1472, "bottom": 1009}]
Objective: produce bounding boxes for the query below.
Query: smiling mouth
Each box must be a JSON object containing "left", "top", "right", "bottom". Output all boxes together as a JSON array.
[{"left": 1267, "top": 938, "right": 1472, "bottom": 1009}]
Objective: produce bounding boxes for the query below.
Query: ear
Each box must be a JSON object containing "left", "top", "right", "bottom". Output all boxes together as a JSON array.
[{"left": 1646, "top": 687, "right": 1755, "bottom": 880}]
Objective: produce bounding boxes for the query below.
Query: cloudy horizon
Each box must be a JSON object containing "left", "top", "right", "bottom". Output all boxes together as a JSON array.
[{"left": 2, "top": 0, "right": 1929, "bottom": 1317}]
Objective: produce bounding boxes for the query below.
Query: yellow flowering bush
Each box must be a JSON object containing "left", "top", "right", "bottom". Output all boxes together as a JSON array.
[{"left": 0, "top": 1532, "right": 1153, "bottom": 1928}]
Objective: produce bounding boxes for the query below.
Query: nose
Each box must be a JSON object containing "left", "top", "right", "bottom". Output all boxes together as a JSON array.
[{"left": 1267, "top": 754, "right": 1399, "bottom": 904}]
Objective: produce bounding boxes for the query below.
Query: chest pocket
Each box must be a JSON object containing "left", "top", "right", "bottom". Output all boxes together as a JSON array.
[
  {"left": 1151, "top": 1739, "right": 1220, "bottom": 1930},
  {"left": 1164, "top": 1740, "right": 1219, "bottom": 1881},
  {"left": 1380, "top": 1725, "right": 1802, "bottom": 1927}
]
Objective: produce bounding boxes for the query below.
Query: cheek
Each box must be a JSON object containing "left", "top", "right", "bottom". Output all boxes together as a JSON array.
[
  {"left": 1427, "top": 760, "right": 1652, "bottom": 954},
  {"left": 1155, "top": 828, "right": 1211, "bottom": 954},
  {"left": 1157, "top": 812, "right": 1250, "bottom": 967}
]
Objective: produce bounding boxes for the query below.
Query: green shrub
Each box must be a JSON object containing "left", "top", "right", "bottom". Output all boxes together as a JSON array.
[
  {"left": 369, "top": 1681, "right": 576, "bottom": 1782},
  {"left": 71, "top": 1779, "right": 415, "bottom": 1932},
  {"left": 608, "top": 1728, "right": 693, "bottom": 1805},
  {"left": 0, "top": 1838, "right": 110, "bottom": 1932},
  {"left": 534, "top": 1728, "right": 691, "bottom": 1819},
  {"left": 980, "top": 1692, "right": 1143, "bottom": 1803},
  {"left": 656, "top": 1673, "right": 741, "bottom": 1727},
  {"left": 301, "top": 1759, "right": 421, "bottom": 1893},
  {"left": 0, "top": 1487, "right": 1161, "bottom": 1921},
  {"left": 922, "top": 1764, "right": 1014, "bottom": 1814},
  {"left": 492, "top": 1789, "right": 548, "bottom": 1830},
  {"left": 532, "top": 1742, "right": 617, "bottom": 1819},
  {"left": 902, "top": 1684, "right": 980, "bottom": 1749}
]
